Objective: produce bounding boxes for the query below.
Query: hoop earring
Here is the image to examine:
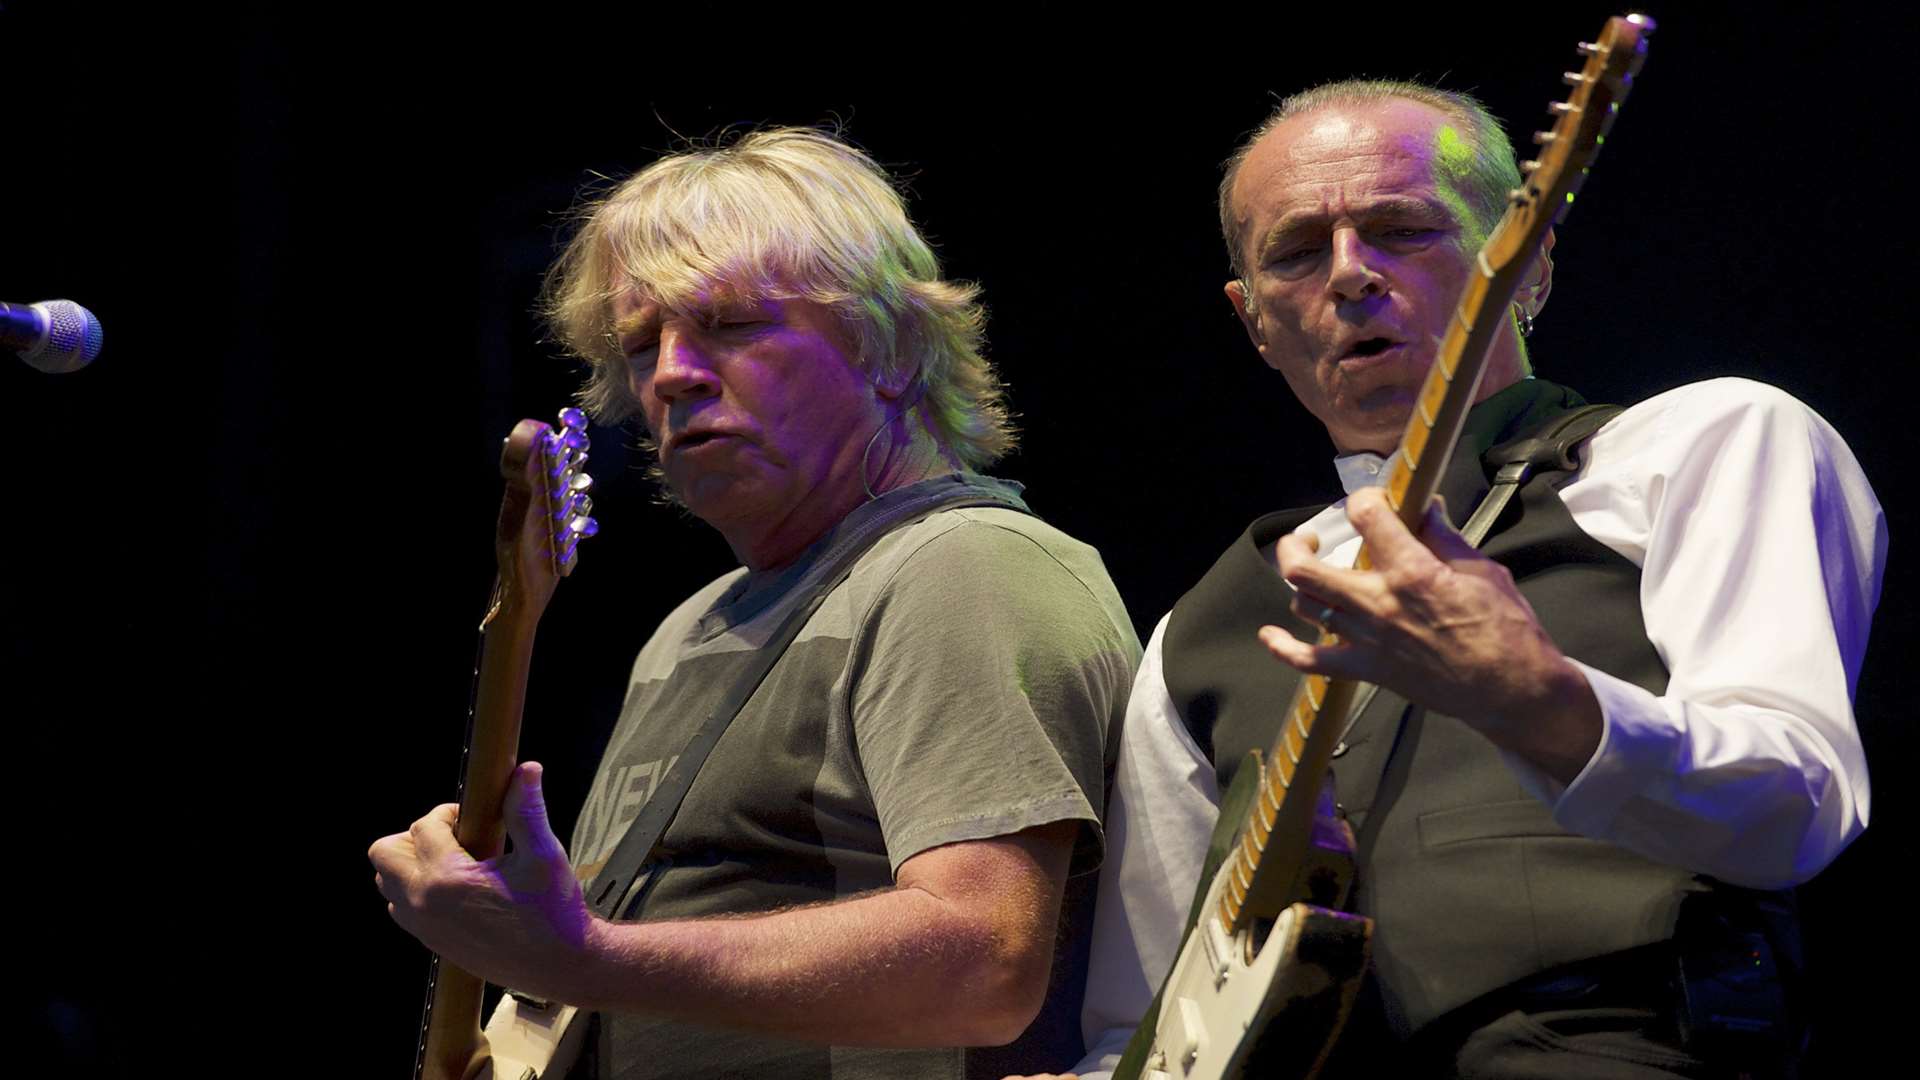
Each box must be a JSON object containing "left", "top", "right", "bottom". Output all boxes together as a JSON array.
[{"left": 861, "top": 378, "right": 931, "bottom": 501}]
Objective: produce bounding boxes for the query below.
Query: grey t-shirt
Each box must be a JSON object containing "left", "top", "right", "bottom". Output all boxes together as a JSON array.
[{"left": 569, "top": 474, "right": 1140, "bottom": 1079}]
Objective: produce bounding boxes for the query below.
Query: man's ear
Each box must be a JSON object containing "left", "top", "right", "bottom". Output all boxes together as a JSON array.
[
  {"left": 1520, "top": 227, "right": 1556, "bottom": 320},
  {"left": 871, "top": 362, "right": 915, "bottom": 402},
  {"left": 873, "top": 377, "right": 904, "bottom": 402},
  {"left": 1224, "top": 279, "right": 1264, "bottom": 350},
  {"left": 842, "top": 315, "right": 910, "bottom": 402}
]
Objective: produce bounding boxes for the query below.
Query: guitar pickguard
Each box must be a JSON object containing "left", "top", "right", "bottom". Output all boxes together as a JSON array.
[
  {"left": 1146, "top": 898, "right": 1370, "bottom": 1080},
  {"left": 1116, "top": 755, "right": 1372, "bottom": 1080}
]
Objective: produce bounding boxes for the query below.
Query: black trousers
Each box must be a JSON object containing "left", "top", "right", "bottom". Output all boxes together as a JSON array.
[
  {"left": 1447, "top": 1006, "right": 1718, "bottom": 1078},
  {"left": 1320, "top": 949, "right": 1793, "bottom": 1080}
]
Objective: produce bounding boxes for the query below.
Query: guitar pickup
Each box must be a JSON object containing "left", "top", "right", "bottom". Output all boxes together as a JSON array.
[{"left": 1170, "top": 997, "right": 1212, "bottom": 1073}]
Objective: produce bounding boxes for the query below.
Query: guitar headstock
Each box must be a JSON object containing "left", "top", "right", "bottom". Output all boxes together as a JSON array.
[
  {"left": 487, "top": 406, "right": 599, "bottom": 629},
  {"left": 1484, "top": 12, "right": 1654, "bottom": 270}
]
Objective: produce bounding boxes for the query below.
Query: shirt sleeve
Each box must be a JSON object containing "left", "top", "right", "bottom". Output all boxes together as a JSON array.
[
  {"left": 1512, "top": 378, "right": 1885, "bottom": 888},
  {"left": 848, "top": 514, "right": 1141, "bottom": 876},
  {"left": 1073, "top": 615, "right": 1221, "bottom": 1078}
]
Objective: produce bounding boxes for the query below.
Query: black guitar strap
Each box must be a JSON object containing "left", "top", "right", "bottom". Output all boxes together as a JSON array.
[
  {"left": 1461, "top": 403, "right": 1624, "bottom": 546},
  {"left": 582, "top": 482, "right": 1034, "bottom": 921}
]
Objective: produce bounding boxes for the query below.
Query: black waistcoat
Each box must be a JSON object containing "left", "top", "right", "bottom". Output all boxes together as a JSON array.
[{"left": 1162, "top": 379, "right": 1711, "bottom": 1036}]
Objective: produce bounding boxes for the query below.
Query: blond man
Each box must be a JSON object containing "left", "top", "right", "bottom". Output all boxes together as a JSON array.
[{"left": 372, "top": 129, "right": 1140, "bottom": 1079}]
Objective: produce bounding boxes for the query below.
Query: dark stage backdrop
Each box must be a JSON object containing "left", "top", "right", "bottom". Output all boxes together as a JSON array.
[{"left": 9, "top": 5, "right": 1911, "bottom": 1075}]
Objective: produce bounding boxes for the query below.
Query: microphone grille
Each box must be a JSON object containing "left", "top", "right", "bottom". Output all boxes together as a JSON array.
[{"left": 24, "top": 300, "right": 105, "bottom": 373}]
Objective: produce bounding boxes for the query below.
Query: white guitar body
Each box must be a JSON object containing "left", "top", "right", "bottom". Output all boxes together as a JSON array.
[
  {"left": 473, "top": 996, "right": 589, "bottom": 1080},
  {"left": 1135, "top": 858, "right": 1370, "bottom": 1080}
]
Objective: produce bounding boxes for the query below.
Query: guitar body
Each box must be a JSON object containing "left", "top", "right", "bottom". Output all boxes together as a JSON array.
[
  {"left": 409, "top": 997, "right": 585, "bottom": 1080},
  {"left": 478, "top": 997, "right": 589, "bottom": 1080},
  {"left": 1147, "top": 902, "right": 1370, "bottom": 1080},
  {"left": 1116, "top": 15, "right": 1652, "bottom": 1077},
  {"left": 1117, "top": 756, "right": 1371, "bottom": 1080}
]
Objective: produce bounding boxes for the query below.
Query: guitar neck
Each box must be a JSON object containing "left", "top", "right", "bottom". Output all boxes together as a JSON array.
[
  {"left": 458, "top": 599, "right": 542, "bottom": 857},
  {"left": 413, "top": 412, "right": 596, "bottom": 1080},
  {"left": 415, "top": 599, "right": 541, "bottom": 1080},
  {"left": 1376, "top": 260, "right": 1518, "bottom": 534}
]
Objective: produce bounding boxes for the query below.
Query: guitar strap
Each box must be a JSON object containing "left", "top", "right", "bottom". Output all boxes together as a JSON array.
[
  {"left": 582, "top": 479, "right": 1035, "bottom": 921},
  {"left": 1461, "top": 403, "right": 1623, "bottom": 546}
]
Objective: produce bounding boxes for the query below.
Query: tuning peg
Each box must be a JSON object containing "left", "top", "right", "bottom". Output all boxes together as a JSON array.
[
  {"left": 1562, "top": 71, "right": 1586, "bottom": 86},
  {"left": 1532, "top": 130, "right": 1557, "bottom": 145},
  {"left": 558, "top": 406, "right": 587, "bottom": 431},
  {"left": 570, "top": 516, "right": 601, "bottom": 538},
  {"left": 1576, "top": 41, "right": 1599, "bottom": 56},
  {"left": 560, "top": 428, "right": 589, "bottom": 452},
  {"left": 1626, "top": 12, "right": 1656, "bottom": 31},
  {"left": 1549, "top": 101, "right": 1576, "bottom": 116},
  {"left": 569, "top": 492, "right": 594, "bottom": 518},
  {"left": 570, "top": 471, "right": 594, "bottom": 493},
  {"left": 1520, "top": 160, "right": 1541, "bottom": 174}
]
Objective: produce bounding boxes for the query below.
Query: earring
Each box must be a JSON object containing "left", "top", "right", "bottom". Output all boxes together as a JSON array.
[{"left": 1515, "top": 303, "right": 1536, "bottom": 338}]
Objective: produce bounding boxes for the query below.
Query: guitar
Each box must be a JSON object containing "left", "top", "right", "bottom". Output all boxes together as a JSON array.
[
  {"left": 1113, "top": 15, "right": 1654, "bottom": 1079},
  {"left": 413, "top": 407, "right": 598, "bottom": 1080}
]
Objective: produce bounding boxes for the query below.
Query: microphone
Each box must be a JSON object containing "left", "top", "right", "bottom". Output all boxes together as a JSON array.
[{"left": 3, "top": 299, "right": 104, "bottom": 373}]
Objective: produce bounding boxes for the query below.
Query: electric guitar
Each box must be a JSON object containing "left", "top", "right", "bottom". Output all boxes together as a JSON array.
[
  {"left": 413, "top": 407, "right": 598, "bottom": 1080},
  {"left": 1113, "top": 15, "right": 1654, "bottom": 1079}
]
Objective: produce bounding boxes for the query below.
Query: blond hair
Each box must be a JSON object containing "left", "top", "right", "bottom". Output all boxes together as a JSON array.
[{"left": 543, "top": 127, "right": 1015, "bottom": 469}]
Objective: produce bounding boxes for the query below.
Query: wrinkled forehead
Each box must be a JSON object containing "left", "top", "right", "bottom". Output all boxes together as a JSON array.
[
  {"left": 1234, "top": 100, "right": 1468, "bottom": 224},
  {"left": 1285, "top": 101, "right": 1453, "bottom": 160}
]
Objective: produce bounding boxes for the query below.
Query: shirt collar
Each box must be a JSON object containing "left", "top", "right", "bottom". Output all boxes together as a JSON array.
[{"left": 1333, "top": 452, "right": 1391, "bottom": 496}]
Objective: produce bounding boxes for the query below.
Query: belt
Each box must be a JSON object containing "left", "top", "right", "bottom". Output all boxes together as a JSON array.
[
  {"left": 1408, "top": 943, "right": 1685, "bottom": 1058},
  {"left": 1503, "top": 943, "right": 1680, "bottom": 1013}
]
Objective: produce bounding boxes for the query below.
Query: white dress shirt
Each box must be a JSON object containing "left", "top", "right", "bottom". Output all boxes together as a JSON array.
[{"left": 1072, "top": 378, "right": 1886, "bottom": 1077}]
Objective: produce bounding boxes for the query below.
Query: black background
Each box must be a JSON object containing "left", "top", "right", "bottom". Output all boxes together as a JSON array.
[{"left": 8, "top": 3, "right": 1912, "bottom": 1074}]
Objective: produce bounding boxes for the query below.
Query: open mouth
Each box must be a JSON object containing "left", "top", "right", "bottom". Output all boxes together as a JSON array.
[{"left": 1345, "top": 338, "right": 1397, "bottom": 359}]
